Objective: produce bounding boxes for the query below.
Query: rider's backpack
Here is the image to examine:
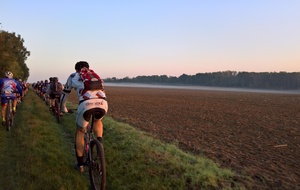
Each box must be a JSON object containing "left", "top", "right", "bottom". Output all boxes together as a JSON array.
[
  {"left": 80, "top": 68, "right": 103, "bottom": 91},
  {"left": 50, "top": 78, "right": 62, "bottom": 95}
]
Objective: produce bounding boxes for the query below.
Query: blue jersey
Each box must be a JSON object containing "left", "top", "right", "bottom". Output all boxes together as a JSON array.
[{"left": 0, "top": 77, "right": 23, "bottom": 97}]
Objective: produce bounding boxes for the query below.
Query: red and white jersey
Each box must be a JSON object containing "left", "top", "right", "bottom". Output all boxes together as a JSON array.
[{"left": 60, "top": 71, "right": 106, "bottom": 113}]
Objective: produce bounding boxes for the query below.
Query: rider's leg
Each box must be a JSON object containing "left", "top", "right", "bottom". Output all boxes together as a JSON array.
[
  {"left": 93, "top": 119, "right": 103, "bottom": 143},
  {"left": 1, "top": 105, "right": 6, "bottom": 119},
  {"left": 49, "top": 98, "right": 54, "bottom": 110},
  {"left": 1, "top": 97, "right": 7, "bottom": 124},
  {"left": 75, "top": 127, "right": 85, "bottom": 166},
  {"left": 75, "top": 107, "right": 89, "bottom": 168},
  {"left": 13, "top": 99, "right": 17, "bottom": 112}
]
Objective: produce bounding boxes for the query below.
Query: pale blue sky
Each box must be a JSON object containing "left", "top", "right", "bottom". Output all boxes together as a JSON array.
[{"left": 1, "top": 1, "right": 299, "bottom": 83}]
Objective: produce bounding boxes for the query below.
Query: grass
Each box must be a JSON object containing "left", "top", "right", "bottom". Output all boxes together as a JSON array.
[
  {"left": 103, "top": 117, "right": 237, "bottom": 190},
  {"left": 0, "top": 89, "right": 90, "bottom": 190},
  {"left": 0, "top": 88, "right": 244, "bottom": 190}
]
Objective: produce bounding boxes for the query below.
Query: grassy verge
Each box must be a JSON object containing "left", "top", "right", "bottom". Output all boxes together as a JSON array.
[
  {"left": 0, "top": 88, "right": 244, "bottom": 189},
  {"left": 0, "top": 89, "right": 90, "bottom": 189}
]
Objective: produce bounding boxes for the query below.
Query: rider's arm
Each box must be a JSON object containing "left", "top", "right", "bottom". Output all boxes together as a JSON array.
[{"left": 60, "top": 73, "right": 75, "bottom": 113}]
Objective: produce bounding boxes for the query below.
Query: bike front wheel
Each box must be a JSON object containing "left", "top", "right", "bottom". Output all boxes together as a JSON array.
[{"left": 88, "top": 139, "right": 106, "bottom": 190}]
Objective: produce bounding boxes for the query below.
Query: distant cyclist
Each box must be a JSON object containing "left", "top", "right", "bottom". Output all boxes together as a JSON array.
[
  {"left": 60, "top": 61, "right": 108, "bottom": 173},
  {"left": 0, "top": 71, "right": 23, "bottom": 125},
  {"left": 46, "top": 77, "right": 63, "bottom": 112},
  {"left": 16, "top": 78, "right": 25, "bottom": 103},
  {"left": 40, "top": 79, "right": 48, "bottom": 101}
]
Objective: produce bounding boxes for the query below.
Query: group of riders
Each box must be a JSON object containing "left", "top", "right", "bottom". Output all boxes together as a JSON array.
[
  {"left": 3, "top": 61, "right": 108, "bottom": 174},
  {"left": 32, "top": 77, "right": 63, "bottom": 114},
  {"left": 0, "top": 71, "right": 29, "bottom": 126}
]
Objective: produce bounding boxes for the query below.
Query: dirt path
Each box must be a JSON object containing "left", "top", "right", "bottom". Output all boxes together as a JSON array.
[{"left": 69, "top": 86, "right": 300, "bottom": 189}]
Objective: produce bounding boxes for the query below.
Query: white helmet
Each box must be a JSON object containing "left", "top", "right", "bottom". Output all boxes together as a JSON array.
[{"left": 5, "top": 71, "right": 13, "bottom": 78}]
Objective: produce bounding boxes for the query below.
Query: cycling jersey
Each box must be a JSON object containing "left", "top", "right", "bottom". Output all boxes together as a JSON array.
[
  {"left": 60, "top": 71, "right": 108, "bottom": 129},
  {"left": 0, "top": 77, "right": 23, "bottom": 104}
]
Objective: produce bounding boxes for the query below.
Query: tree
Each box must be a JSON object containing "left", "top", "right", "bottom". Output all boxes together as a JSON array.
[
  {"left": 0, "top": 30, "right": 30, "bottom": 80},
  {"left": 103, "top": 71, "right": 300, "bottom": 90}
]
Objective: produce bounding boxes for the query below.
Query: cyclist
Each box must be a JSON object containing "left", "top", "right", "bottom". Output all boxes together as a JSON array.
[
  {"left": 46, "top": 77, "right": 63, "bottom": 112},
  {"left": 0, "top": 71, "right": 23, "bottom": 125},
  {"left": 60, "top": 61, "right": 108, "bottom": 173},
  {"left": 41, "top": 79, "right": 49, "bottom": 101},
  {"left": 37, "top": 80, "right": 44, "bottom": 97},
  {"left": 16, "top": 78, "right": 25, "bottom": 103}
]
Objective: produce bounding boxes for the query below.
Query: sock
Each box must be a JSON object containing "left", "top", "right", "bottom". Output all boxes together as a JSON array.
[
  {"left": 97, "top": 137, "right": 102, "bottom": 143},
  {"left": 77, "top": 156, "right": 84, "bottom": 166}
]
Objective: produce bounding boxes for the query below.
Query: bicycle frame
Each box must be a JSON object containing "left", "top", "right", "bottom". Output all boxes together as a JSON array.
[{"left": 85, "top": 115, "right": 96, "bottom": 165}]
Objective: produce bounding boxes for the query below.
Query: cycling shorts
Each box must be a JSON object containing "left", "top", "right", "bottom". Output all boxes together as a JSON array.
[
  {"left": 76, "top": 98, "right": 108, "bottom": 129},
  {"left": 1, "top": 94, "right": 16, "bottom": 106},
  {"left": 49, "top": 93, "right": 61, "bottom": 99}
]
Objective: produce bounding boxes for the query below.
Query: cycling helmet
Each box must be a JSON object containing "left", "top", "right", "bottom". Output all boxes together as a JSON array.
[
  {"left": 75, "top": 62, "right": 83, "bottom": 71},
  {"left": 75, "top": 61, "right": 89, "bottom": 71},
  {"left": 81, "top": 61, "right": 89, "bottom": 69},
  {"left": 5, "top": 71, "right": 13, "bottom": 78}
]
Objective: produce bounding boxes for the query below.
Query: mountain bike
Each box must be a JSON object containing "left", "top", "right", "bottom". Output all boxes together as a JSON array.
[
  {"left": 84, "top": 113, "right": 106, "bottom": 190},
  {"left": 5, "top": 96, "right": 14, "bottom": 131},
  {"left": 69, "top": 107, "right": 107, "bottom": 189}
]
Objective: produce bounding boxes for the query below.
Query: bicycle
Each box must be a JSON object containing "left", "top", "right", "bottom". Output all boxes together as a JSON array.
[
  {"left": 83, "top": 112, "right": 106, "bottom": 190},
  {"left": 5, "top": 96, "right": 14, "bottom": 131}
]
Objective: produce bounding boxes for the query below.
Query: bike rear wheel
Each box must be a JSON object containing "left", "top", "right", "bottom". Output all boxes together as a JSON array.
[{"left": 88, "top": 139, "right": 106, "bottom": 190}]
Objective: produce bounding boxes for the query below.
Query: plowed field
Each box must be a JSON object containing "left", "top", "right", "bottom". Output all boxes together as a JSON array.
[{"left": 69, "top": 86, "right": 300, "bottom": 189}]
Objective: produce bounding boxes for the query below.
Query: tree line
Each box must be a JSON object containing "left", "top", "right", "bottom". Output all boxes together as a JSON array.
[
  {"left": 0, "top": 30, "right": 30, "bottom": 80},
  {"left": 104, "top": 71, "right": 300, "bottom": 90}
]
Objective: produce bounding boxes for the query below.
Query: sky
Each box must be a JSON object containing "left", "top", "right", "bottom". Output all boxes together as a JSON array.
[{"left": 0, "top": 1, "right": 300, "bottom": 83}]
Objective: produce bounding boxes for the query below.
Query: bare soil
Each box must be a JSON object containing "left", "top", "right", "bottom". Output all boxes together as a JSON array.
[{"left": 70, "top": 86, "right": 300, "bottom": 189}]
